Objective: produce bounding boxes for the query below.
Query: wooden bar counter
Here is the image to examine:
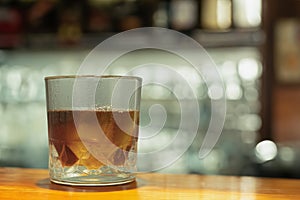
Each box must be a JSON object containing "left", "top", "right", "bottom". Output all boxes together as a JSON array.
[{"left": 0, "top": 167, "right": 300, "bottom": 199}]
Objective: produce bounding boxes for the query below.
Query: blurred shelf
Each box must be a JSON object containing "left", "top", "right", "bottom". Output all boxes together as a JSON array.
[
  {"left": 192, "top": 29, "right": 265, "bottom": 48},
  {"left": 24, "top": 33, "right": 115, "bottom": 50},
  {"left": 1, "top": 29, "right": 265, "bottom": 51}
]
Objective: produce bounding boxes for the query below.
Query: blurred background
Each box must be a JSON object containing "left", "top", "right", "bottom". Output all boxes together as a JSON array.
[{"left": 1, "top": 0, "right": 300, "bottom": 178}]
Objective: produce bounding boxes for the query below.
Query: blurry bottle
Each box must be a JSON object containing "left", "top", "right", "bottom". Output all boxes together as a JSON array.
[
  {"left": 232, "top": 0, "right": 262, "bottom": 28},
  {"left": 169, "top": 0, "right": 198, "bottom": 32},
  {"left": 153, "top": 0, "right": 170, "bottom": 28},
  {"left": 113, "top": 0, "right": 142, "bottom": 32},
  {"left": 201, "top": 0, "right": 232, "bottom": 30},
  {"left": 87, "top": 0, "right": 113, "bottom": 33},
  {"left": 57, "top": 0, "right": 87, "bottom": 44},
  {"left": 0, "top": 0, "right": 22, "bottom": 48},
  {"left": 26, "top": 0, "right": 58, "bottom": 33},
  {"left": 139, "top": 0, "right": 157, "bottom": 27}
]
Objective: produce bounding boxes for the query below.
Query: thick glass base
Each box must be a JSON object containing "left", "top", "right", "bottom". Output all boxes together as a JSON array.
[
  {"left": 49, "top": 165, "right": 136, "bottom": 186},
  {"left": 50, "top": 174, "right": 135, "bottom": 186}
]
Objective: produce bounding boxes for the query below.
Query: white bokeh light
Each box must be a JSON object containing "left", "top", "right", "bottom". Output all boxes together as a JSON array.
[
  {"left": 208, "top": 83, "right": 224, "bottom": 100},
  {"left": 279, "top": 147, "right": 295, "bottom": 164},
  {"left": 255, "top": 140, "right": 277, "bottom": 162},
  {"left": 226, "top": 82, "right": 243, "bottom": 100},
  {"left": 238, "top": 58, "right": 261, "bottom": 81}
]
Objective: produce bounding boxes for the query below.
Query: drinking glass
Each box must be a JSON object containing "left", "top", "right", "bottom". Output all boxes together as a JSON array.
[{"left": 45, "top": 75, "right": 142, "bottom": 186}]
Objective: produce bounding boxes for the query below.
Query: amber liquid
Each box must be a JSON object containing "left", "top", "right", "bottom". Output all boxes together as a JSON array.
[{"left": 47, "top": 109, "right": 139, "bottom": 185}]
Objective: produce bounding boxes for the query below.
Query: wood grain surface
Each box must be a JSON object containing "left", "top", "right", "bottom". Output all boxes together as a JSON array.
[{"left": 0, "top": 167, "right": 299, "bottom": 199}]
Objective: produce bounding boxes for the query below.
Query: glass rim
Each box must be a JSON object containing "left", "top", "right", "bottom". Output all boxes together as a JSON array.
[{"left": 44, "top": 75, "right": 142, "bottom": 81}]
